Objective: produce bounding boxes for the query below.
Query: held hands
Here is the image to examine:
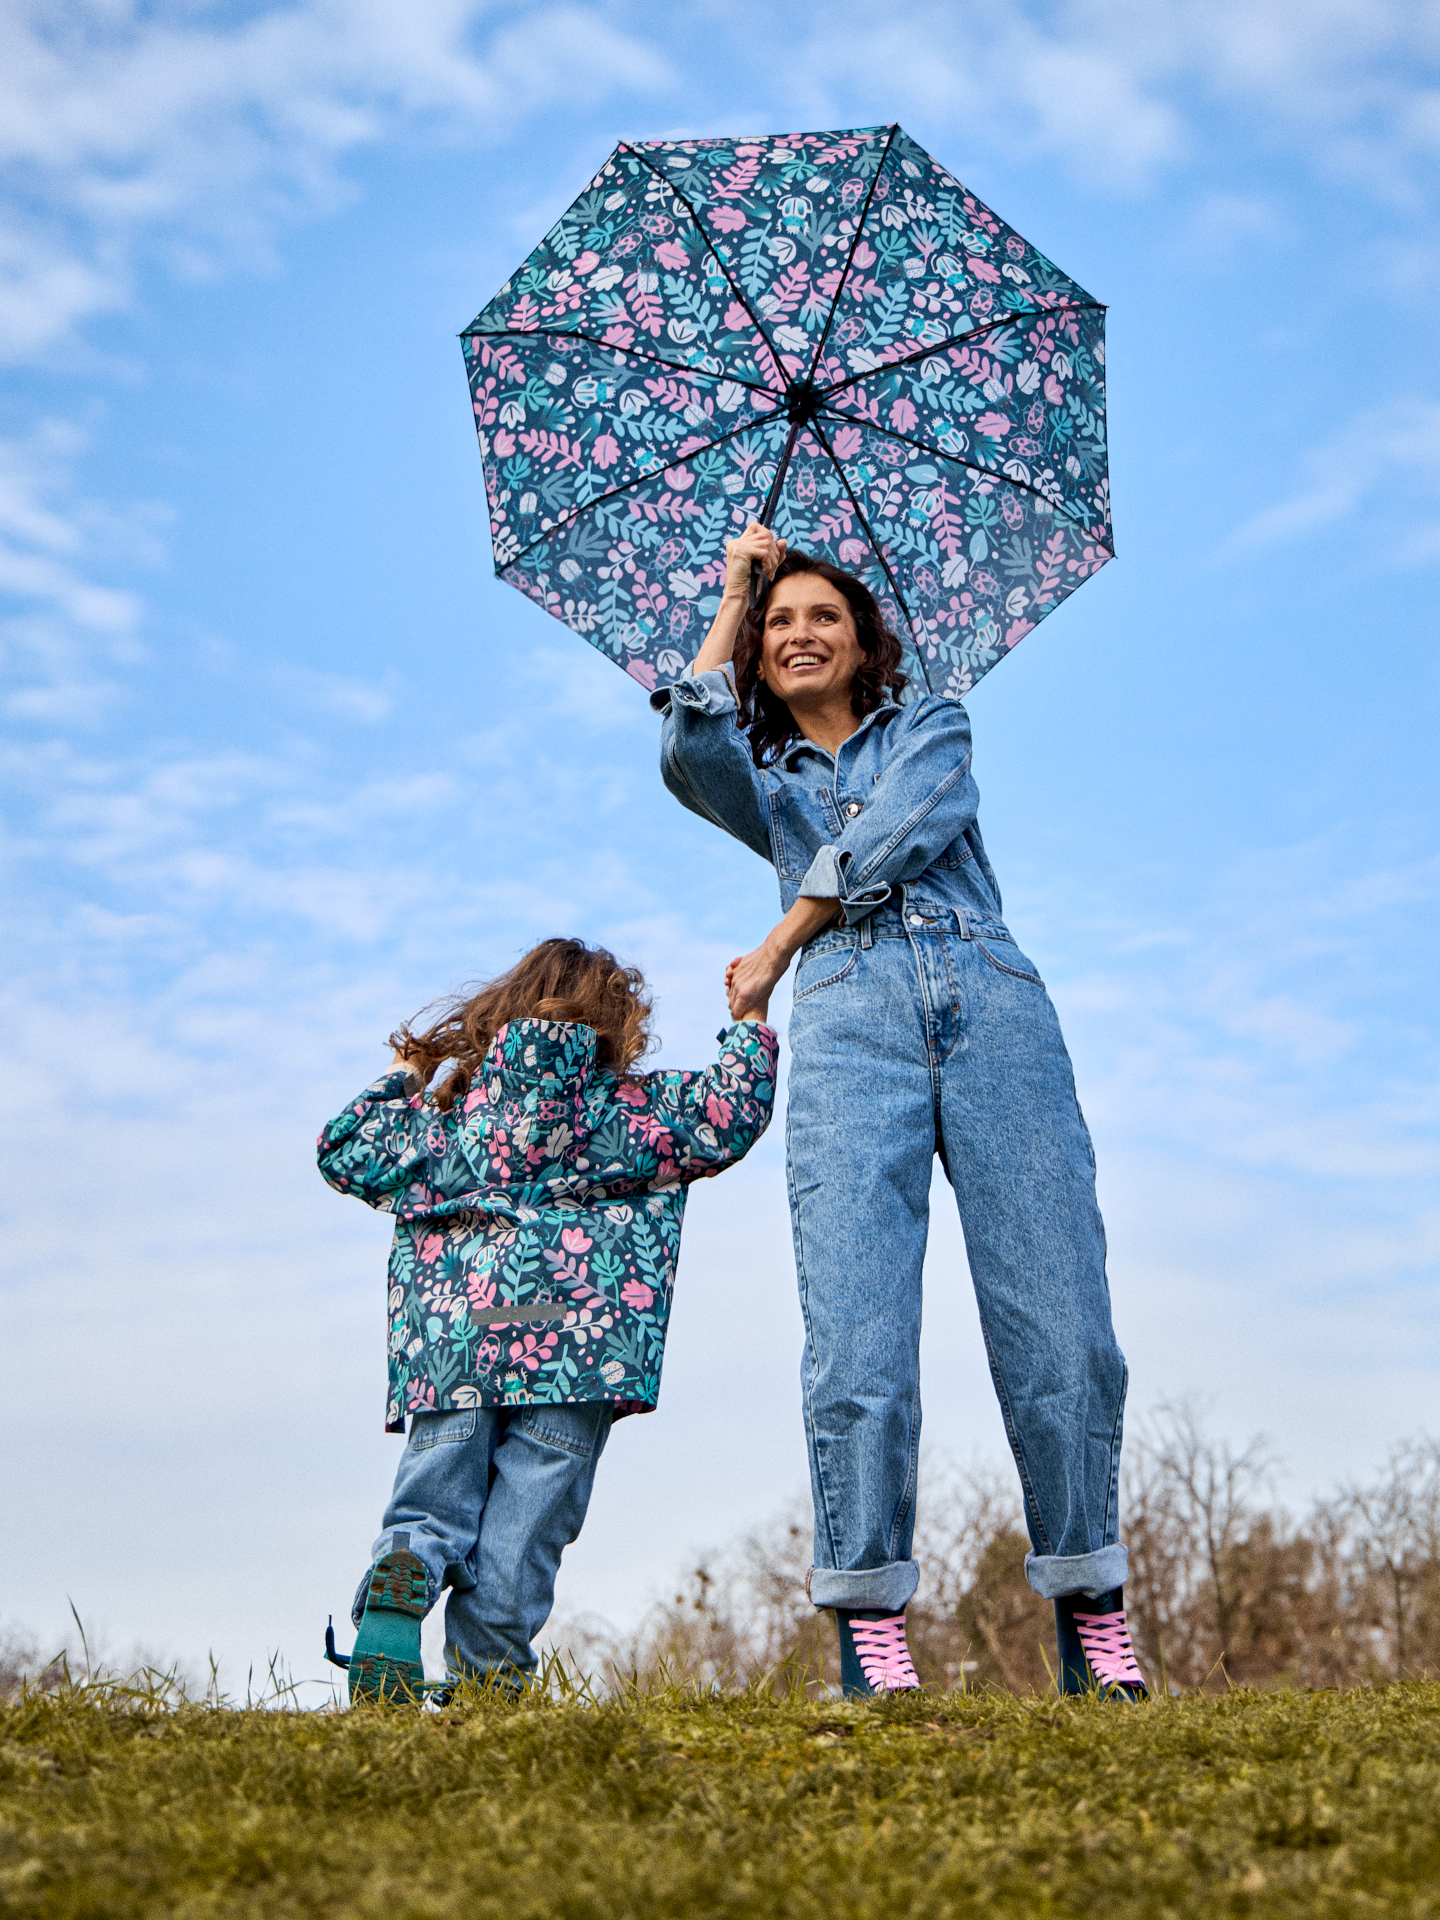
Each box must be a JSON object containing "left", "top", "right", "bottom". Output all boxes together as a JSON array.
[
  {"left": 723, "top": 522, "right": 786, "bottom": 602},
  {"left": 726, "top": 939, "right": 787, "bottom": 1025}
]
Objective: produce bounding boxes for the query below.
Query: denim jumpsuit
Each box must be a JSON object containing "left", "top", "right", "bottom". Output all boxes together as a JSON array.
[{"left": 653, "top": 670, "right": 1130, "bottom": 1609}]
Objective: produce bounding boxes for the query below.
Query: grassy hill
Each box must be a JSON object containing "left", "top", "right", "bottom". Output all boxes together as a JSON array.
[{"left": 3, "top": 1675, "right": 1440, "bottom": 1917}]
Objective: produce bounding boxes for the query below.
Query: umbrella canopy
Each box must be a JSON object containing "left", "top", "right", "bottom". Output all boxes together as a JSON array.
[{"left": 462, "top": 124, "right": 1110, "bottom": 699}]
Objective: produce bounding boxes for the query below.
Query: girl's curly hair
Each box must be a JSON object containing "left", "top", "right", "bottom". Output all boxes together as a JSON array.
[
  {"left": 732, "top": 551, "right": 909, "bottom": 768},
  {"left": 390, "top": 937, "right": 654, "bottom": 1111}
]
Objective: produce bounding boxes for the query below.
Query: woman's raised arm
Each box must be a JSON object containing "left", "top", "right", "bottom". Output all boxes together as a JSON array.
[{"left": 691, "top": 522, "right": 786, "bottom": 677}]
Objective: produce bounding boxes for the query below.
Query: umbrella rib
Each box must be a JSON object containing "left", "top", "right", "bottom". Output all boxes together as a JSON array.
[
  {"left": 621, "top": 143, "right": 787, "bottom": 395},
  {"left": 816, "top": 301, "right": 1106, "bottom": 401},
  {"left": 818, "top": 402, "right": 1112, "bottom": 551},
  {"left": 463, "top": 326, "right": 776, "bottom": 394},
  {"left": 804, "top": 122, "right": 900, "bottom": 389},
  {"left": 808, "top": 416, "right": 917, "bottom": 634},
  {"left": 499, "top": 413, "right": 786, "bottom": 571}
]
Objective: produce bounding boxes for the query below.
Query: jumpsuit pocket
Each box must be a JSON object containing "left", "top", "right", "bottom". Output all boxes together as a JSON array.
[
  {"left": 408, "top": 1407, "right": 478, "bottom": 1450},
  {"left": 793, "top": 940, "right": 859, "bottom": 1002},
  {"left": 973, "top": 938, "right": 1044, "bottom": 986}
]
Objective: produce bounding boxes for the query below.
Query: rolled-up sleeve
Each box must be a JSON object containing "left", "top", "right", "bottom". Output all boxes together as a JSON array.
[
  {"left": 797, "top": 699, "right": 979, "bottom": 924},
  {"left": 651, "top": 671, "right": 773, "bottom": 862}
]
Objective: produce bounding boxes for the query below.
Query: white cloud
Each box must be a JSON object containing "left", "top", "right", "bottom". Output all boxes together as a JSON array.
[
  {"left": 0, "top": 0, "right": 673, "bottom": 360},
  {"left": 0, "top": 420, "right": 167, "bottom": 724},
  {"left": 1222, "top": 398, "right": 1440, "bottom": 557},
  {"left": 739, "top": 0, "right": 1440, "bottom": 197}
]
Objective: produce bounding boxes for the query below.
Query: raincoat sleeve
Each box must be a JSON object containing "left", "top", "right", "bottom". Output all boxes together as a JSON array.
[
  {"left": 316, "top": 1070, "right": 447, "bottom": 1212},
  {"left": 611, "top": 1020, "right": 778, "bottom": 1185},
  {"left": 650, "top": 670, "right": 773, "bottom": 862},
  {"left": 797, "top": 698, "right": 981, "bottom": 925}
]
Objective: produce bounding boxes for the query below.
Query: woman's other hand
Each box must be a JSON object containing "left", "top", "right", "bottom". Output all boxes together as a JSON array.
[{"left": 722, "top": 522, "right": 786, "bottom": 603}]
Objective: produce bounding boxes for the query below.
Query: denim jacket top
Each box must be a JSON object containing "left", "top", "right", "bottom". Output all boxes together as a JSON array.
[{"left": 651, "top": 670, "right": 1005, "bottom": 931}]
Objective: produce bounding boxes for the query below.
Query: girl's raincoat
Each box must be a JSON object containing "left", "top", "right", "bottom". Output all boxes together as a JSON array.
[{"left": 318, "top": 1018, "right": 776, "bottom": 1429}]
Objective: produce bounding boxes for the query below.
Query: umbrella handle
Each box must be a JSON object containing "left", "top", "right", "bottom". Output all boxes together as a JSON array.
[{"left": 748, "top": 419, "right": 804, "bottom": 614}]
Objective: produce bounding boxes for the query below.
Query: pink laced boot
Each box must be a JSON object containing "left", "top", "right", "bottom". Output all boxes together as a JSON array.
[
  {"left": 1074, "top": 1609, "right": 1146, "bottom": 1689},
  {"left": 836, "top": 1610, "right": 921, "bottom": 1697}
]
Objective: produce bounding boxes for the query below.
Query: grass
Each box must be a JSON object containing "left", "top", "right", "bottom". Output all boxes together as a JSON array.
[{"left": 4, "top": 1670, "right": 1440, "bottom": 1917}]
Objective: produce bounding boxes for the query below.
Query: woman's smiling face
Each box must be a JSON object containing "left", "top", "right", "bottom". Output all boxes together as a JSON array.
[{"left": 758, "top": 572, "right": 865, "bottom": 710}]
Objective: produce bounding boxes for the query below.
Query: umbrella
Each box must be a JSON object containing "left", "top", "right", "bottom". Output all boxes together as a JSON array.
[{"left": 461, "top": 123, "right": 1110, "bottom": 699}]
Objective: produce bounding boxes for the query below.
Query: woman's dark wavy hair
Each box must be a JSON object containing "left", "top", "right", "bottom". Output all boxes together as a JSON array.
[{"left": 732, "top": 551, "right": 908, "bottom": 768}]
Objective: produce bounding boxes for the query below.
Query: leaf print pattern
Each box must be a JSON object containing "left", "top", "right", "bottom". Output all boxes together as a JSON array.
[
  {"left": 318, "top": 1019, "right": 777, "bottom": 1429},
  {"left": 463, "top": 124, "right": 1110, "bottom": 700}
]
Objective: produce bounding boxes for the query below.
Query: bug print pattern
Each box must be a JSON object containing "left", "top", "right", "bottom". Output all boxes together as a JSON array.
[{"left": 318, "top": 1019, "right": 777, "bottom": 1429}]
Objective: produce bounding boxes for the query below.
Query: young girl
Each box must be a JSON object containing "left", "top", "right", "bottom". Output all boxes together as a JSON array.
[
  {"left": 652, "top": 525, "right": 1146, "bottom": 1702},
  {"left": 318, "top": 936, "right": 777, "bottom": 1702}
]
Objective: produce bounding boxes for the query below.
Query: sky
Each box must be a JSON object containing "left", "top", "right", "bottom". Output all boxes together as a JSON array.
[{"left": 2, "top": 0, "right": 1438, "bottom": 1693}]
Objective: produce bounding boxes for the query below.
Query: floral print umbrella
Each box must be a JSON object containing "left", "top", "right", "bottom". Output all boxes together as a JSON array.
[{"left": 461, "top": 123, "right": 1110, "bottom": 699}]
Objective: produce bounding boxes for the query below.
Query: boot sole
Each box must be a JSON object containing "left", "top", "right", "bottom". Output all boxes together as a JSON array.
[{"left": 348, "top": 1551, "right": 428, "bottom": 1707}]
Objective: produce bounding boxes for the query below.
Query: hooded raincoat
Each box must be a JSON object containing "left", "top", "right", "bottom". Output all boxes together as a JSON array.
[{"left": 318, "top": 1017, "right": 777, "bottom": 1430}]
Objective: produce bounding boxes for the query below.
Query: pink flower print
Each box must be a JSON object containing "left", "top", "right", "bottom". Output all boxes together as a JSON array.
[
  {"left": 1044, "top": 374, "right": 1065, "bottom": 405},
  {"left": 407, "top": 1379, "right": 437, "bottom": 1410},
  {"left": 705, "top": 1091, "right": 733, "bottom": 1129},
  {"left": 593, "top": 432, "right": 620, "bottom": 469},
  {"left": 710, "top": 205, "right": 746, "bottom": 232},
  {"left": 838, "top": 539, "right": 869, "bottom": 566},
  {"left": 832, "top": 426, "right": 863, "bottom": 461},
  {"left": 508, "top": 1331, "right": 558, "bottom": 1372},
  {"left": 663, "top": 465, "right": 693, "bottom": 490},
  {"left": 654, "top": 240, "right": 687, "bottom": 271},
  {"left": 561, "top": 1227, "right": 593, "bottom": 1254},
  {"left": 468, "top": 1275, "right": 498, "bottom": 1310},
  {"left": 419, "top": 1233, "right": 445, "bottom": 1265},
  {"left": 614, "top": 1082, "right": 648, "bottom": 1109},
  {"left": 494, "top": 429, "right": 515, "bottom": 456},
  {"left": 573, "top": 249, "right": 600, "bottom": 275},
  {"left": 976, "top": 411, "right": 1012, "bottom": 440},
  {"left": 970, "top": 258, "right": 1001, "bottom": 284},
  {"left": 627, "top": 1108, "right": 671, "bottom": 1148},
  {"left": 723, "top": 301, "right": 752, "bottom": 331},
  {"left": 625, "top": 659, "right": 657, "bottom": 691},
  {"left": 621, "top": 1279, "right": 655, "bottom": 1311}
]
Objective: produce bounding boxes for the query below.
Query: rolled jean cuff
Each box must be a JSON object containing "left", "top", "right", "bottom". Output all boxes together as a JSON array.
[
  {"left": 807, "top": 1559, "right": 920, "bottom": 1613},
  {"left": 648, "top": 668, "right": 737, "bottom": 718},
  {"left": 1024, "top": 1543, "right": 1129, "bottom": 1601}
]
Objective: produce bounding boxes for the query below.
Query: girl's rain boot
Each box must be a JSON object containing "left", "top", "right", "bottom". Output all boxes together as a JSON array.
[
  {"left": 349, "top": 1550, "right": 428, "bottom": 1705},
  {"left": 1054, "top": 1588, "right": 1147, "bottom": 1699},
  {"left": 835, "top": 1610, "right": 921, "bottom": 1698}
]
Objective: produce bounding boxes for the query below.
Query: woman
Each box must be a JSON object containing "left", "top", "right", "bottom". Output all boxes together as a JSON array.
[{"left": 651, "top": 524, "right": 1146, "bottom": 1700}]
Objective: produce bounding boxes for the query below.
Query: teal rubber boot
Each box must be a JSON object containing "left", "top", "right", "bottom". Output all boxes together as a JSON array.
[{"left": 349, "top": 1550, "right": 428, "bottom": 1705}]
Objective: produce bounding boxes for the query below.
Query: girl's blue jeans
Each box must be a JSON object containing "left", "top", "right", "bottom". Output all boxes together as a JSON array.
[
  {"left": 352, "top": 1402, "right": 612, "bottom": 1682},
  {"left": 788, "top": 904, "right": 1130, "bottom": 1611}
]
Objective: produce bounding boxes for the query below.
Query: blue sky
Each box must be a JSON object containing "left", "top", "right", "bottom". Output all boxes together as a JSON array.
[{"left": 2, "top": 0, "right": 1438, "bottom": 1689}]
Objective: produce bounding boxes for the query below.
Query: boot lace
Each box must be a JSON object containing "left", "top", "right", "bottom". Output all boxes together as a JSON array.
[
  {"left": 851, "top": 1614, "right": 920, "bottom": 1692},
  {"left": 1073, "top": 1608, "right": 1145, "bottom": 1689}
]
